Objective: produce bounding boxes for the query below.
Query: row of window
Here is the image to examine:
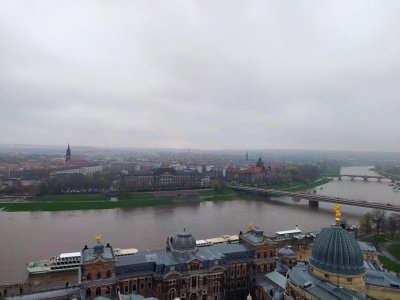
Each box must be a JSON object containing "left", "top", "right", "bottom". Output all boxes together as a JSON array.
[
  {"left": 86, "top": 286, "right": 111, "bottom": 297},
  {"left": 256, "top": 251, "right": 275, "bottom": 259},
  {"left": 86, "top": 270, "right": 111, "bottom": 281},
  {"left": 230, "top": 264, "right": 247, "bottom": 278},
  {"left": 167, "top": 283, "right": 220, "bottom": 300}
]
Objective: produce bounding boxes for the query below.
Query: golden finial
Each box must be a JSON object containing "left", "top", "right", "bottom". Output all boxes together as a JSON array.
[
  {"left": 95, "top": 234, "right": 102, "bottom": 243},
  {"left": 248, "top": 223, "right": 253, "bottom": 232},
  {"left": 335, "top": 204, "right": 342, "bottom": 223}
]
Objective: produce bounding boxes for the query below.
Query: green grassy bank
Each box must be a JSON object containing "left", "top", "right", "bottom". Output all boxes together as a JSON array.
[
  {"left": 379, "top": 255, "right": 400, "bottom": 273},
  {"left": 270, "top": 178, "right": 331, "bottom": 192},
  {"left": 371, "top": 168, "right": 400, "bottom": 181},
  {"left": 388, "top": 243, "right": 400, "bottom": 261},
  {"left": 0, "top": 189, "right": 257, "bottom": 212}
]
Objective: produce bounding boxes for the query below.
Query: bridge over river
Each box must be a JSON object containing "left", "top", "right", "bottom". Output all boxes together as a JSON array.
[
  {"left": 324, "top": 174, "right": 394, "bottom": 182},
  {"left": 230, "top": 185, "right": 400, "bottom": 212}
]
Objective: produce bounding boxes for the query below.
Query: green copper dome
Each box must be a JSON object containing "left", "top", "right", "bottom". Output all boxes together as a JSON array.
[{"left": 310, "top": 226, "right": 365, "bottom": 275}]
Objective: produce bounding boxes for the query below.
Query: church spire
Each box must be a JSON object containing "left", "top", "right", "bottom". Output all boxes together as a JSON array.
[
  {"left": 246, "top": 151, "right": 249, "bottom": 161},
  {"left": 65, "top": 144, "right": 71, "bottom": 162}
]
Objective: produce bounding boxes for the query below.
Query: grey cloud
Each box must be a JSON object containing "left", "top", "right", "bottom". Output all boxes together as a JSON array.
[{"left": 1, "top": 1, "right": 400, "bottom": 151}]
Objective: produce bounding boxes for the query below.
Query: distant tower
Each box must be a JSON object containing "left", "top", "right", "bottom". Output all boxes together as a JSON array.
[
  {"left": 65, "top": 144, "right": 71, "bottom": 162},
  {"left": 246, "top": 151, "right": 249, "bottom": 161},
  {"left": 256, "top": 156, "right": 264, "bottom": 167}
]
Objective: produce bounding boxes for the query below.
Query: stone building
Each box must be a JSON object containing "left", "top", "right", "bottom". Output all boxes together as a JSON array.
[
  {"left": 79, "top": 226, "right": 278, "bottom": 300},
  {"left": 285, "top": 223, "right": 400, "bottom": 299},
  {"left": 121, "top": 168, "right": 204, "bottom": 191}
]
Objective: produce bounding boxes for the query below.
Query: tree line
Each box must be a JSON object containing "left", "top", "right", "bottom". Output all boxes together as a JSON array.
[{"left": 359, "top": 210, "right": 400, "bottom": 238}]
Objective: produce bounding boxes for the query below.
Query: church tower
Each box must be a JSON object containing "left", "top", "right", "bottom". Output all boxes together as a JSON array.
[
  {"left": 246, "top": 151, "right": 249, "bottom": 161},
  {"left": 65, "top": 144, "right": 71, "bottom": 162}
]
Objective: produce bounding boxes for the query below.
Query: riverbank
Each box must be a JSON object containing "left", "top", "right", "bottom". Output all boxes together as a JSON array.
[
  {"left": 371, "top": 168, "right": 400, "bottom": 181},
  {"left": 0, "top": 177, "right": 332, "bottom": 212},
  {"left": 0, "top": 189, "right": 257, "bottom": 212},
  {"left": 269, "top": 178, "right": 331, "bottom": 192}
]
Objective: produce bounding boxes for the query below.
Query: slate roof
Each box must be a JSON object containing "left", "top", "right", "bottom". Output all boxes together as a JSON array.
[
  {"left": 82, "top": 243, "right": 114, "bottom": 263},
  {"left": 115, "top": 244, "right": 252, "bottom": 278},
  {"left": 287, "top": 264, "right": 367, "bottom": 300},
  {"left": 253, "top": 271, "right": 286, "bottom": 300},
  {"left": 365, "top": 269, "right": 400, "bottom": 289},
  {"left": 357, "top": 241, "right": 377, "bottom": 252},
  {"left": 310, "top": 226, "right": 365, "bottom": 275},
  {"left": 171, "top": 230, "right": 197, "bottom": 252},
  {"left": 241, "top": 227, "right": 272, "bottom": 245}
]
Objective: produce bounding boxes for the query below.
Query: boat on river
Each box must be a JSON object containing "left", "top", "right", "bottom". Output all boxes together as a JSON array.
[
  {"left": 27, "top": 248, "right": 138, "bottom": 274},
  {"left": 196, "top": 234, "right": 239, "bottom": 247}
]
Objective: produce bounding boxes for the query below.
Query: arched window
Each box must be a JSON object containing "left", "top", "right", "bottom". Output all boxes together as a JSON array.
[
  {"left": 106, "top": 286, "right": 111, "bottom": 294},
  {"left": 97, "top": 272, "right": 101, "bottom": 279},
  {"left": 213, "top": 282, "right": 220, "bottom": 294},
  {"left": 96, "top": 287, "right": 101, "bottom": 296},
  {"left": 168, "top": 288, "right": 176, "bottom": 300},
  {"left": 203, "top": 277, "right": 207, "bottom": 285},
  {"left": 86, "top": 288, "right": 91, "bottom": 297},
  {"left": 86, "top": 273, "right": 92, "bottom": 280},
  {"left": 106, "top": 270, "right": 111, "bottom": 278}
]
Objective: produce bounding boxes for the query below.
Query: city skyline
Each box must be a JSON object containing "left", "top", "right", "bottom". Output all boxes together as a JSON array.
[{"left": 2, "top": 1, "right": 400, "bottom": 151}]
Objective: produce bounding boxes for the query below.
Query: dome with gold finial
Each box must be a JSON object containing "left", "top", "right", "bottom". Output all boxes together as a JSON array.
[{"left": 309, "top": 205, "right": 365, "bottom": 276}]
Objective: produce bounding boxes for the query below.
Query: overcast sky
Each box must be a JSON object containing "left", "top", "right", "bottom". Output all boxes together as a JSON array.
[{"left": 1, "top": 1, "right": 400, "bottom": 151}]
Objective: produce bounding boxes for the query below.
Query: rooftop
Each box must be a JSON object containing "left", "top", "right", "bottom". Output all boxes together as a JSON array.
[
  {"left": 287, "top": 264, "right": 367, "bottom": 300},
  {"left": 115, "top": 243, "right": 252, "bottom": 277}
]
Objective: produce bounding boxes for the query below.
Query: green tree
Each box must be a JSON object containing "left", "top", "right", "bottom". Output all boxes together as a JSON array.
[{"left": 212, "top": 179, "right": 226, "bottom": 193}]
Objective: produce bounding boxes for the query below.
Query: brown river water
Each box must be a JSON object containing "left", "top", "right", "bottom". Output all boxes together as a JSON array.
[{"left": 1, "top": 166, "right": 399, "bottom": 284}]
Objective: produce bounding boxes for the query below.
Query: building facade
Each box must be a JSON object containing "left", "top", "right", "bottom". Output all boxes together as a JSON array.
[
  {"left": 121, "top": 168, "right": 205, "bottom": 191},
  {"left": 80, "top": 227, "right": 278, "bottom": 300}
]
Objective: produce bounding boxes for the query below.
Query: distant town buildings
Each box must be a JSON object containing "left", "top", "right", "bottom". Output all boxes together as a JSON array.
[
  {"left": 120, "top": 167, "right": 209, "bottom": 191},
  {"left": 50, "top": 166, "right": 104, "bottom": 177},
  {"left": 226, "top": 157, "right": 269, "bottom": 185}
]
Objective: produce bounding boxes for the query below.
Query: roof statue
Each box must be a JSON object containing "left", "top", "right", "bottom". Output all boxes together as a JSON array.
[
  {"left": 95, "top": 234, "right": 102, "bottom": 243},
  {"left": 248, "top": 223, "right": 252, "bottom": 232},
  {"left": 335, "top": 204, "right": 342, "bottom": 223}
]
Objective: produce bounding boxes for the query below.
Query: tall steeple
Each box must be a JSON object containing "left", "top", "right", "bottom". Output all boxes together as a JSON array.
[
  {"left": 246, "top": 151, "right": 249, "bottom": 161},
  {"left": 65, "top": 144, "right": 71, "bottom": 162}
]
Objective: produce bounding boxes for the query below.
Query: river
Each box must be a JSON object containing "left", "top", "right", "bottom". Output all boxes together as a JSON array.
[{"left": 1, "top": 166, "right": 399, "bottom": 284}]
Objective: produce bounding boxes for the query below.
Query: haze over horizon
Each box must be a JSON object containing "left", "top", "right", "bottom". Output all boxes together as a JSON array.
[{"left": 2, "top": 1, "right": 400, "bottom": 152}]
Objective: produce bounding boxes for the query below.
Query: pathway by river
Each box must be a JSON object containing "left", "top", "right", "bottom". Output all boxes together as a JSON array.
[{"left": 0, "top": 166, "right": 399, "bottom": 285}]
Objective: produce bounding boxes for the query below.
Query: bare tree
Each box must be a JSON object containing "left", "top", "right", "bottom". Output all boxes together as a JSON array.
[
  {"left": 359, "top": 212, "right": 373, "bottom": 235},
  {"left": 388, "top": 214, "right": 400, "bottom": 238},
  {"left": 372, "top": 209, "right": 385, "bottom": 235}
]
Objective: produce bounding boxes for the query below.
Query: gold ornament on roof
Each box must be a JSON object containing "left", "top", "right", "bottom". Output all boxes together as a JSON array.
[
  {"left": 248, "top": 223, "right": 253, "bottom": 232},
  {"left": 335, "top": 204, "right": 342, "bottom": 223},
  {"left": 95, "top": 234, "right": 102, "bottom": 243}
]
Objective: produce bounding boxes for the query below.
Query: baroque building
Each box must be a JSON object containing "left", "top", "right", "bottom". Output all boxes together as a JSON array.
[
  {"left": 225, "top": 157, "right": 268, "bottom": 186},
  {"left": 285, "top": 206, "right": 400, "bottom": 300},
  {"left": 79, "top": 226, "right": 278, "bottom": 300},
  {"left": 121, "top": 167, "right": 206, "bottom": 191}
]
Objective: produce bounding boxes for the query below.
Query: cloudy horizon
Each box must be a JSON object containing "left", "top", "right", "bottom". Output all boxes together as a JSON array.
[{"left": 1, "top": 1, "right": 400, "bottom": 152}]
